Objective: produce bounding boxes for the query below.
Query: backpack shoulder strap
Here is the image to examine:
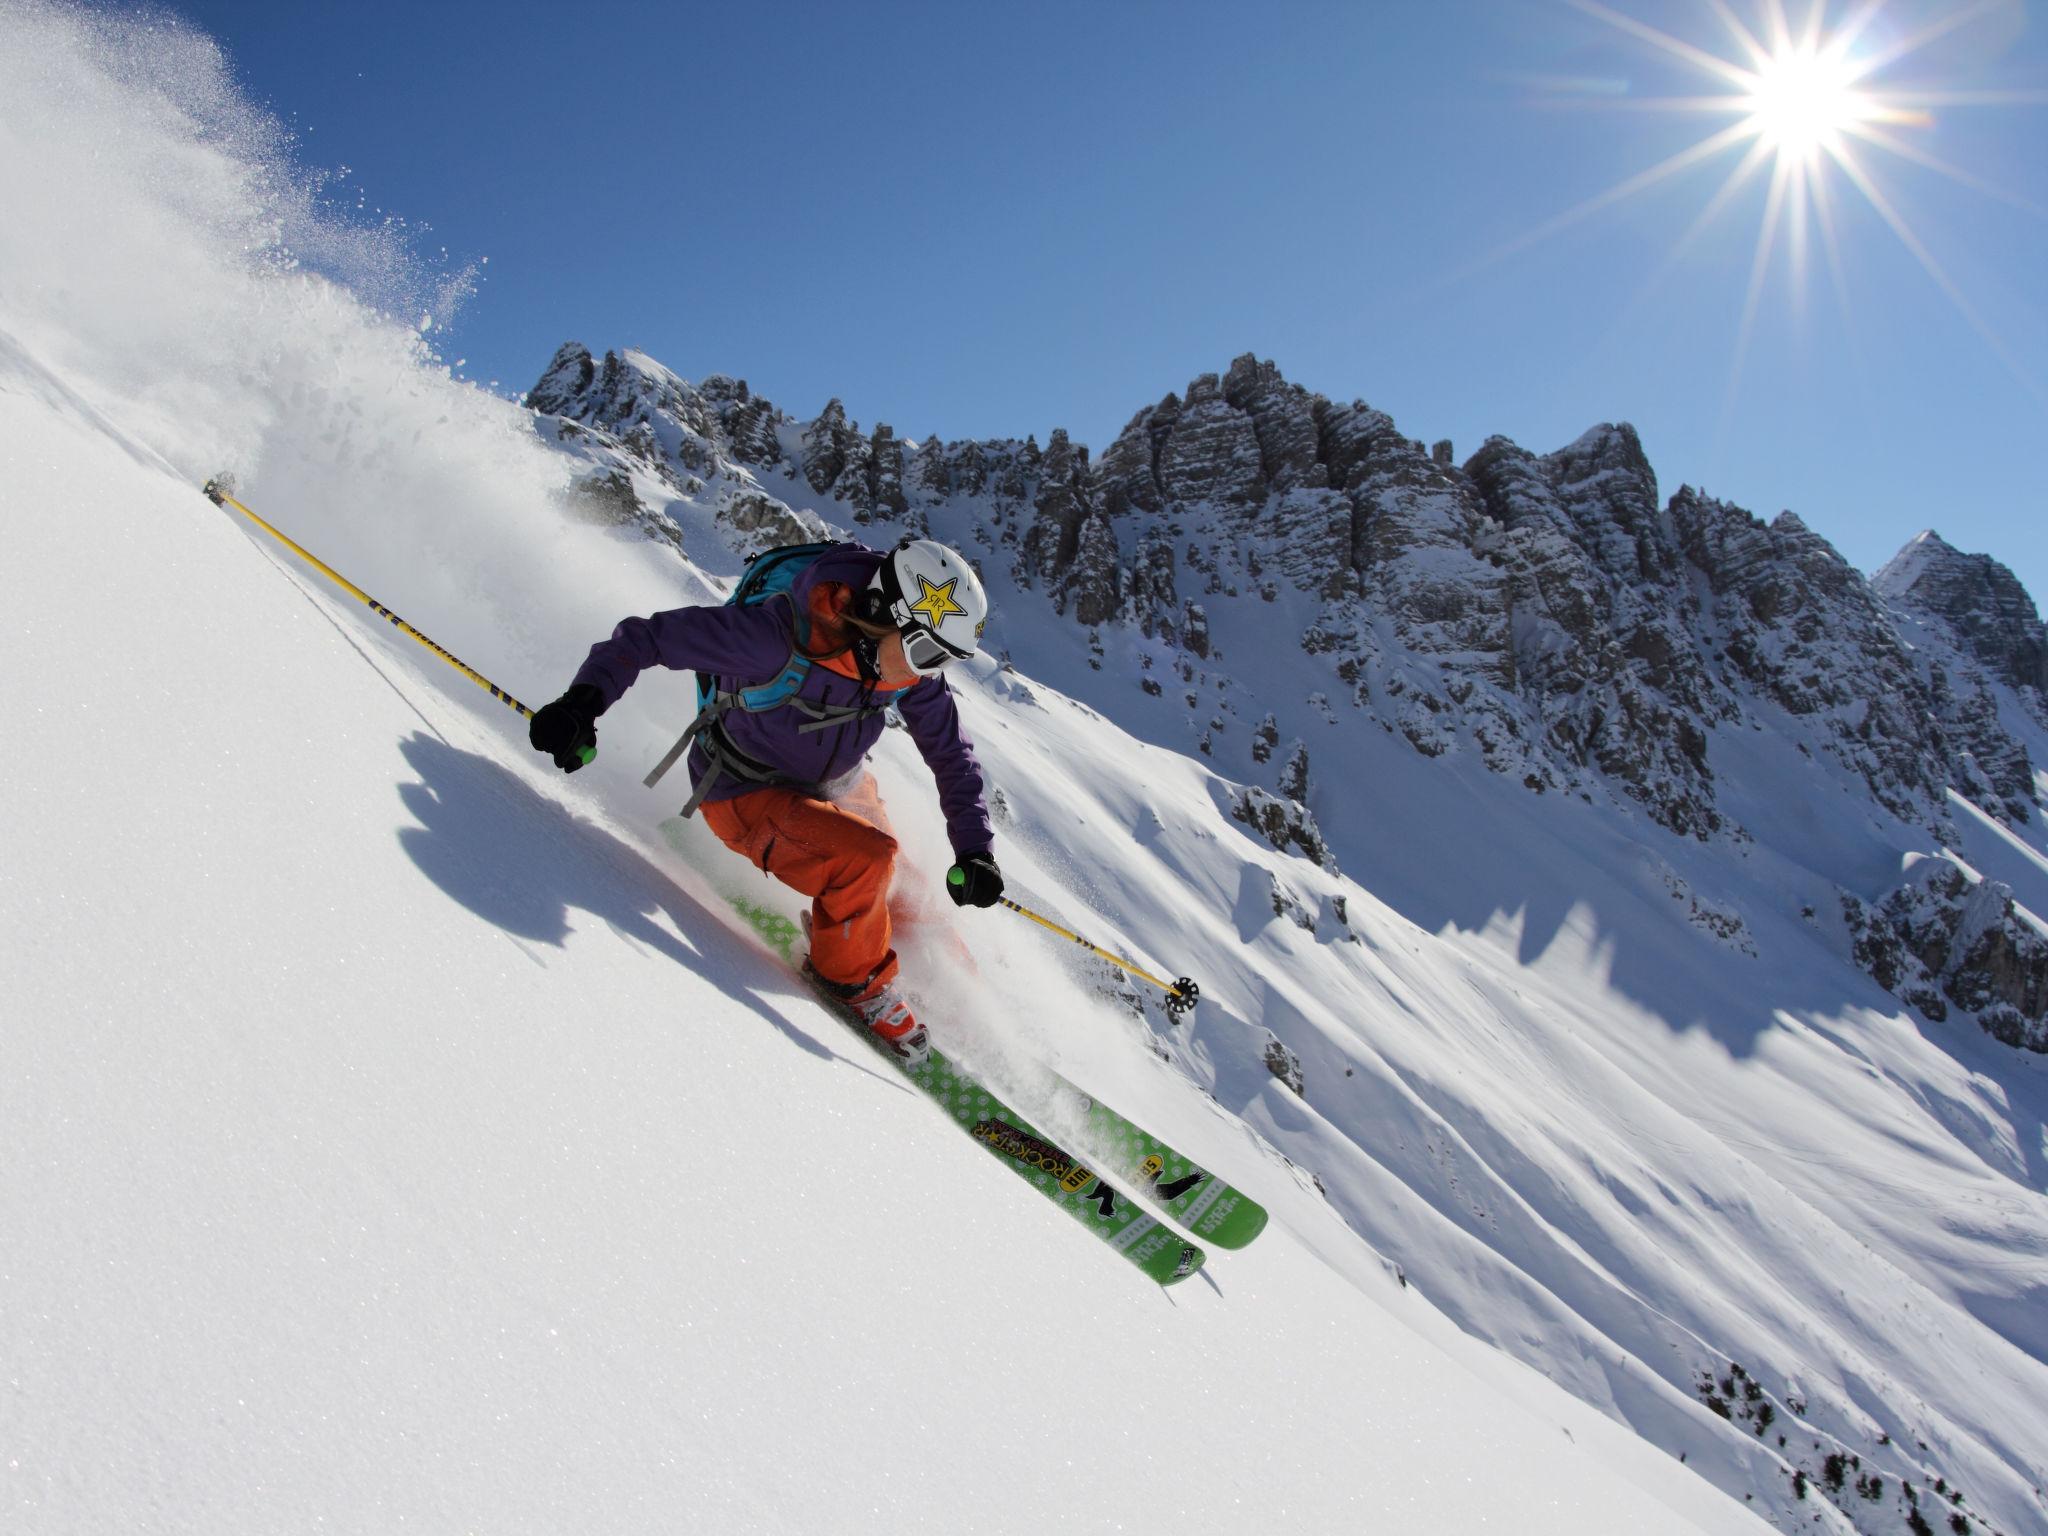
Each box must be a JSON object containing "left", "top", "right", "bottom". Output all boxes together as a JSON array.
[{"left": 651, "top": 543, "right": 876, "bottom": 803}]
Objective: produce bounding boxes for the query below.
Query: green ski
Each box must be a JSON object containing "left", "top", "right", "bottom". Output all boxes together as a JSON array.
[
  {"left": 1041, "top": 1074, "right": 1269, "bottom": 1250},
  {"left": 724, "top": 894, "right": 1205, "bottom": 1287}
]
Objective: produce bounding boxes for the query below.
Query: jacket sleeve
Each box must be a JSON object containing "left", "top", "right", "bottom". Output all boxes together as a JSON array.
[
  {"left": 570, "top": 598, "right": 792, "bottom": 711},
  {"left": 896, "top": 675, "right": 994, "bottom": 858}
]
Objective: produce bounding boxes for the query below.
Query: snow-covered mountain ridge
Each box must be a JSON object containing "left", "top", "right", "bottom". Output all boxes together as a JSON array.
[{"left": 527, "top": 341, "right": 2048, "bottom": 1053}]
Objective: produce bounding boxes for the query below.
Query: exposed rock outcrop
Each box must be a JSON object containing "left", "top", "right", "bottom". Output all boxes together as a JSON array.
[
  {"left": 1223, "top": 353, "right": 1322, "bottom": 494},
  {"left": 1467, "top": 428, "right": 1727, "bottom": 837},
  {"left": 1673, "top": 494, "right": 1955, "bottom": 829},
  {"left": 1022, "top": 428, "right": 1088, "bottom": 589},
  {"left": 1156, "top": 372, "right": 1267, "bottom": 511},
  {"left": 531, "top": 344, "right": 794, "bottom": 489},
  {"left": 1873, "top": 532, "right": 2044, "bottom": 821},
  {"left": 1874, "top": 531, "right": 2048, "bottom": 701},
  {"left": 1231, "top": 784, "right": 1337, "bottom": 872},
  {"left": 802, "top": 398, "right": 855, "bottom": 497},
  {"left": 1095, "top": 401, "right": 1170, "bottom": 518},
  {"left": 1843, "top": 857, "right": 2048, "bottom": 1052}
]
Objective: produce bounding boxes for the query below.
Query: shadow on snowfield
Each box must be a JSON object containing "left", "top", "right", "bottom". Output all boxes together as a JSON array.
[{"left": 391, "top": 732, "right": 841, "bottom": 1064}]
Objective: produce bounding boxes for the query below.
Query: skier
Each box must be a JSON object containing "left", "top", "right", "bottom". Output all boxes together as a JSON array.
[{"left": 527, "top": 539, "right": 1003, "bottom": 1066}]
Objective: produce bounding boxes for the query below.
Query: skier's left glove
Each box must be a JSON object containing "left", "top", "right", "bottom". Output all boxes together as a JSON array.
[
  {"left": 529, "top": 682, "right": 604, "bottom": 772},
  {"left": 946, "top": 850, "right": 1004, "bottom": 909}
]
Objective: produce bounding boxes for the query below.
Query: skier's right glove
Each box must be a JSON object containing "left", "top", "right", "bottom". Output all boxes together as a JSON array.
[{"left": 528, "top": 683, "right": 605, "bottom": 772}]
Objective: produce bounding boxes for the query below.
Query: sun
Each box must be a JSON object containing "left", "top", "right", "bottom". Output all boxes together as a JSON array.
[
  {"left": 1742, "top": 40, "right": 1870, "bottom": 162},
  {"left": 1478, "top": 0, "right": 2048, "bottom": 425}
]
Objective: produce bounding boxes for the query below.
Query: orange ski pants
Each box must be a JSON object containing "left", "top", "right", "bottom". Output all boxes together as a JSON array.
[{"left": 700, "top": 773, "right": 902, "bottom": 993}]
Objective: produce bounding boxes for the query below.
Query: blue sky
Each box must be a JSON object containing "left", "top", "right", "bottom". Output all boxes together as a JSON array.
[{"left": 173, "top": 0, "right": 2046, "bottom": 599}]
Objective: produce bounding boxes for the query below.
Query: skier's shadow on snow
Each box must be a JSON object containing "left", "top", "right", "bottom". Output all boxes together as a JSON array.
[{"left": 391, "top": 732, "right": 841, "bottom": 1064}]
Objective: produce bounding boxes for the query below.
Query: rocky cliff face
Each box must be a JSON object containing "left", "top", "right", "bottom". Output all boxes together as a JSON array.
[
  {"left": 1670, "top": 494, "right": 1963, "bottom": 827},
  {"left": 1874, "top": 531, "right": 2048, "bottom": 701},
  {"left": 526, "top": 342, "right": 824, "bottom": 556},
  {"left": 1466, "top": 427, "right": 1728, "bottom": 837},
  {"left": 1044, "top": 356, "right": 2041, "bottom": 852},
  {"left": 1871, "top": 532, "right": 2047, "bottom": 823},
  {"left": 1842, "top": 856, "right": 2048, "bottom": 1052},
  {"left": 530, "top": 342, "right": 792, "bottom": 480},
  {"left": 524, "top": 343, "right": 2048, "bottom": 1051}
]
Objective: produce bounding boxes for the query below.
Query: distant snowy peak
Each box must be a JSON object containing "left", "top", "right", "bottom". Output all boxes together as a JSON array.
[
  {"left": 527, "top": 341, "right": 792, "bottom": 478},
  {"left": 523, "top": 343, "right": 829, "bottom": 560},
  {"left": 1871, "top": 528, "right": 1953, "bottom": 592},
  {"left": 1874, "top": 529, "right": 2048, "bottom": 700}
]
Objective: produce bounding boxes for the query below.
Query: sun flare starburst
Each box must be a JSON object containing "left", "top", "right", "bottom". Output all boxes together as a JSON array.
[
  {"left": 1501, "top": 0, "right": 2047, "bottom": 424},
  {"left": 1743, "top": 40, "right": 1871, "bottom": 159}
]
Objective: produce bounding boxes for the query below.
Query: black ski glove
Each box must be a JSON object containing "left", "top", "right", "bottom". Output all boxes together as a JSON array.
[
  {"left": 946, "top": 850, "right": 1004, "bottom": 909},
  {"left": 529, "top": 682, "right": 605, "bottom": 772}
]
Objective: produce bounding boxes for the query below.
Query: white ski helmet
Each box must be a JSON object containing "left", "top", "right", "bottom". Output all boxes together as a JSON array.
[{"left": 863, "top": 539, "right": 988, "bottom": 675}]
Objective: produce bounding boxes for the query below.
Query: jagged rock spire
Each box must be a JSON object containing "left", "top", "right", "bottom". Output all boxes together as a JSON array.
[{"left": 1874, "top": 530, "right": 2048, "bottom": 697}]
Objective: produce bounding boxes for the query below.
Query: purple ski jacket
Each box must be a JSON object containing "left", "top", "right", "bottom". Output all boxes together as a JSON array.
[{"left": 572, "top": 543, "right": 994, "bottom": 857}]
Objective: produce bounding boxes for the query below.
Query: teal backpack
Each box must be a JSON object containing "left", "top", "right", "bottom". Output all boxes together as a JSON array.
[
  {"left": 695, "top": 540, "right": 840, "bottom": 716},
  {"left": 646, "top": 541, "right": 887, "bottom": 813}
]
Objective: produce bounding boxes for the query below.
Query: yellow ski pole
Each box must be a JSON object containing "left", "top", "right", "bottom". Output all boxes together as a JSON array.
[
  {"left": 958, "top": 879, "right": 1199, "bottom": 1018},
  {"left": 198, "top": 478, "right": 591, "bottom": 764}
]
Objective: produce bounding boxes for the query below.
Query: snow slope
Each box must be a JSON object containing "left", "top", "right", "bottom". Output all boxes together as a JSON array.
[
  {"left": 2, "top": 313, "right": 1772, "bottom": 1536},
  {"left": 3, "top": 5, "right": 2044, "bottom": 1535}
]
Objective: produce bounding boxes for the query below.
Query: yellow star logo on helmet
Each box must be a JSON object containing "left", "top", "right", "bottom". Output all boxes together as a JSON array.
[{"left": 906, "top": 573, "right": 967, "bottom": 629}]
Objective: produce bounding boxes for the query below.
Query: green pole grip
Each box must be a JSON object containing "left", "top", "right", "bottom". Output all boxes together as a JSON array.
[
  {"left": 947, "top": 865, "right": 964, "bottom": 885},
  {"left": 577, "top": 744, "right": 597, "bottom": 766}
]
